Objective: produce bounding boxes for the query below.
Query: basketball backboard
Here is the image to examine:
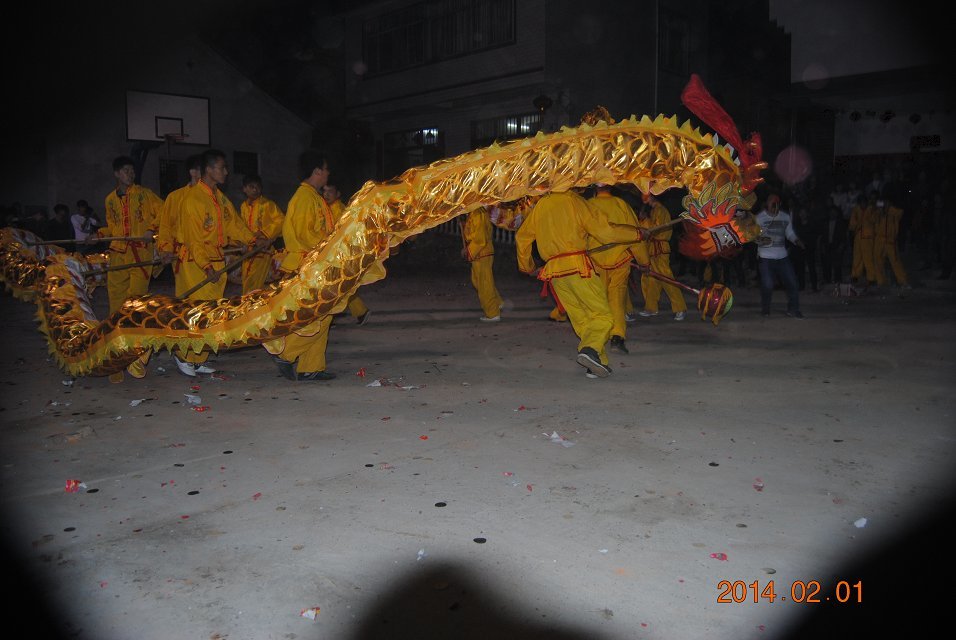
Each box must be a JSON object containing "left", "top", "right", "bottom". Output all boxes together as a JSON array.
[{"left": 126, "top": 90, "right": 210, "bottom": 145}]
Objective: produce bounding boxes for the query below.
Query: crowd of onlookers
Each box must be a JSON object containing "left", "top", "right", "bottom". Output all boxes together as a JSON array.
[{"left": 667, "top": 152, "right": 956, "bottom": 289}]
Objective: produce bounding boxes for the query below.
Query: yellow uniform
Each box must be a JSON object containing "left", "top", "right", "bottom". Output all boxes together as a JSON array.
[
  {"left": 240, "top": 196, "right": 284, "bottom": 294},
  {"left": 873, "top": 205, "right": 908, "bottom": 286},
  {"left": 265, "top": 183, "right": 335, "bottom": 374},
  {"left": 102, "top": 184, "right": 163, "bottom": 313},
  {"left": 178, "top": 182, "right": 256, "bottom": 364},
  {"left": 636, "top": 202, "right": 687, "bottom": 314},
  {"left": 849, "top": 203, "right": 878, "bottom": 283},
  {"left": 461, "top": 207, "right": 503, "bottom": 319},
  {"left": 327, "top": 196, "right": 369, "bottom": 320},
  {"left": 587, "top": 192, "right": 640, "bottom": 339},
  {"left": 517, "top": 191, "right": 640, "bottom": 367},
  {"left": 156, "top": 183, "right": 193, "bottom": 297}
]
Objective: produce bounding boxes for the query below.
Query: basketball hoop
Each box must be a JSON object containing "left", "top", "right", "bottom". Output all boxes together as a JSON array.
[{"left": 162, "top": 132, "right": 189, "bottom": 157}]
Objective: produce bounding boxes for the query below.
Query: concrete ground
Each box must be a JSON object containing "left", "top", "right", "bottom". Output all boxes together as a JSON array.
[{"left": 1, "top": 240, "right": 954, "bottom": 639}]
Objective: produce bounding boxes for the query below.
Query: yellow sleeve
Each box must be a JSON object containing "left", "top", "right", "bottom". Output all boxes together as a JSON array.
[
  {"left": 223, "top": 196, "right": 254, "bottom": 245},
  {"left": 101, "top": 194, "right": 118, "bottom": 238},
  {"left": 261, "top": 199, "right": 285, "bottom": 240},
  {"left": 515, "top": 209, "right": 538, "bottom": 274},
  {"left": 582, "top": 199, "right": 641, "bottom": 246},
  {"left": 180, "top": 193, "right": 215, "bottom": 270},
  {"left": 144, "top": 188, "right": 164, "bottom": 231},
  {"left": 156, "top": 189, "right": 182, "bottom": 253}
]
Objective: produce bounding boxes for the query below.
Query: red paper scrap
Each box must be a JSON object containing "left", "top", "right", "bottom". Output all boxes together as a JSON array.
[
  {"left": 356, "top": 368, "right": 366, "bottom": 377},
  {"left": 526, "top": 484, "right": 533, "bottom": 492},
  {"left": 64, "top": 479, "right": 82, "bottom": 493},
  {"left": 419, "top": 435, "right": 429, "bottom": 440},
  {"left": 252, "top": 492, "right": 262, "bottom": 501},
  {"left": 192, "top": 406, "right": 210, "bottom": 412},
  {"left": 190, "top": 385, "right": 200, "bottom": 391},
  {"left": 710, "top": 552, "right": 728, "bottom": 561},
  {"left": 180, "top": 515, "right": 190, "bottom": 520}
]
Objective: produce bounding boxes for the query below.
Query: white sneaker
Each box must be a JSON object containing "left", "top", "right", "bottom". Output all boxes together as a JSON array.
[
  {"left": 674, "top": 311, "right": 686, "bottom": 321},
  {"left": 638, "top": 310, "right": 658, "bottom": 317},
  {"left": 479, "top": 315, "right": 501, "bottom": 322},
  {"left": 584, "top": 370, "right": 598, "bottom": 379},
  {"left": 624, "top": 312, "right": 637, "bottom": 323},
  {"left": 173, "top": 356, "right": 197, "bottom": 377},
  {"left": 195, "top": 364, "right": 217, "bottom": 374}
]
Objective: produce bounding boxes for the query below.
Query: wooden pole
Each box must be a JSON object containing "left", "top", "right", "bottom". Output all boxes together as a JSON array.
[
  {"left": 28, "top": 234, "right": 153, "bottom": 246},
  {"left": 179, "top": 244, "right": 269, "bottom": 299},
  {"left": 80, "top": 259, "right": 162, "bottom": 278},
  {"left": 586, "top": 216, "right": 686, "bottom": 255}
]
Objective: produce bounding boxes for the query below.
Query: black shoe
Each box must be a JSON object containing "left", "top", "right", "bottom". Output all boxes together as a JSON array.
[
  {"left": 356, "top": 310, "right": 371, "bottom": 326},
  {"left": 296, "top": 370, "right": 336, "bottom": 381},
  {"left": 576, "top": 347, "right": 611, "bottom": 377},
  {"left": 609, "top": 335, "right": 629, "bottom": 354},
  {"left": 273, "top": 356, "right": 296, "bottom": 380},
  {"left": 785, "top": 310, "right": 805, "bottom": 319}
]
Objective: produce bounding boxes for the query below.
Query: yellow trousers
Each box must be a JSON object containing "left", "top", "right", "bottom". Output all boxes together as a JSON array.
[
  {"left": 642, "top": 254, "right": 687, "bottom": 313},
  {"left": 241, "top": 252, "right": 273, "bottom": 294},
  {"left": 597, "top": 263, "right": 631, "bottom": 339},
  {"left": 347, "top": 294, "right": 369, "bottom": 318},
  {"left": 470, "top": 256, "right": 502, "bottom": 318},
  {"left": 550, "top": 274, "right": 613, "bottom": 366},
  {"left": 107, "top": 247, "right": 152, "bottom": 313},
  {"left": 264, "top": 316, "right": 332, "bottom": 373},
  {"left": 851, "top": 237, "right": 877, "bottom": 283},
  {"left": 874, "top": 239, "right": 908, "bottom": 286},
  {"left": 175, "top": 259, "right": 229, "bottom": 364}
]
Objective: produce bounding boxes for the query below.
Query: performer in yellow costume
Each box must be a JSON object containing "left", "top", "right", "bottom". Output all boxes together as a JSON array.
[
  {"left": 156, "top": 154, "right": 201, "bottom": 297},
  {"left": 175, "top": 149, "right": 266, "bottom": 377},
  {"left": 264, "top": 151, "right": 338, "bottom": 381},
  {"left": 587, "top": 184, "right": 640, "bottom": 353},
  {"left": 517, "top": 188, "right": 644, "bottom": 378},
  {"left": 101, "top": 156, "right": 164, "bottom": 382},
  {"left": 240, "top": 174, "right": 285, "bottom": 294},
  {"left": 323, "top": 183, "right": 371, "bottom": 325},
  {"left": 849, "top": 193, "right": 879, "bottom": 287},
  {"left": 872, "top": 198, "right": 909, "bottom": 288},
  {"left": 102, "top": 156, "right": 163, "bottom": 313},
  {"left": 636, "top": 192, "right": 687, "bottom": 320},
  {"left": 460, "top": 206, "right": 503, "bottom": 322}
]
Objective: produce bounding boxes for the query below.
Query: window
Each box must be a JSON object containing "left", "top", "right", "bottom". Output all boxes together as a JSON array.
[
  {"left": 471, "top": 112, "right": 541, "bottom": 149},
  {"left": 383, "top": 127, "right": 444, "bottom": 179},
  {"left": 233, "top": 151, "right": 259, "bottom": 180},
  {"left": 363, "top": 0, "right": 515, "bottom": 75}
]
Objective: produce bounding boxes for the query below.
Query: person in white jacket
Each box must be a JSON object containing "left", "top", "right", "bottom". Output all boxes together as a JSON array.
[{"left": 755, "top": 194, "right": 805, "bottom": 318}]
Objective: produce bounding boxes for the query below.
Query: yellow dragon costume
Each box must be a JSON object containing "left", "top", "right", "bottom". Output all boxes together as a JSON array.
[{"left": 0, "top": 75, "right": 765, "bottom": 378}]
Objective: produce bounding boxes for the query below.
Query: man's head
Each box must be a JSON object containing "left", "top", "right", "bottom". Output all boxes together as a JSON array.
[
  {"left": 76, "top": 199, "right": 90, "bottom": 214},
  {"left": 201, "top": 149, "right": 229, "bottom": 186},
  {"left": 53, "top": 204, "right": 69, "bottom": 218},
  {"left": 766, "top": 194, "right": 781, "bottom": 214},
  {"left": 242, "top": 174, "right": 263, "bottom": 201},
  {"left": 322, "top": 184, "right": 341, "bottom": 204},
  {"left": 299, "top": 150, "right": 330, "bottom": 188},
  {"left": 112, "top": 156, "right": 136, "bottom": 188}
]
